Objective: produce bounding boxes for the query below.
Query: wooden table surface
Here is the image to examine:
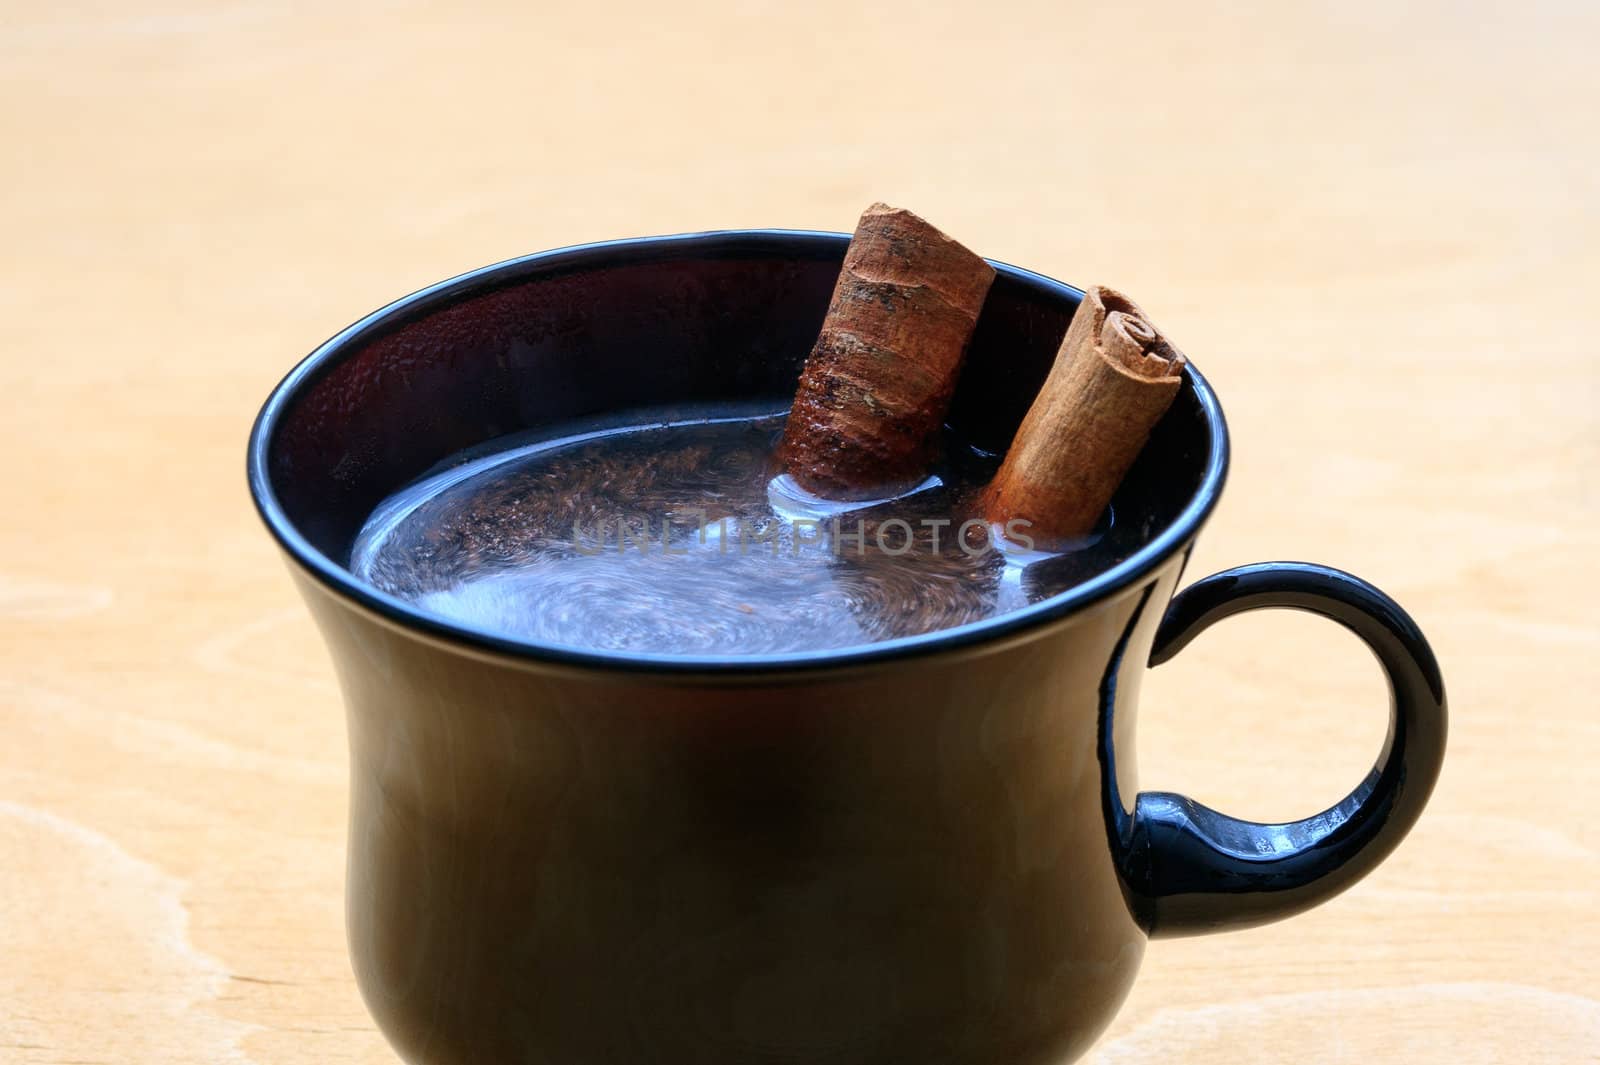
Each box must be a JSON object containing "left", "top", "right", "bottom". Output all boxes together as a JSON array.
[{"left": 4, "top": 1, "right": 1597, "bottom": 1061}]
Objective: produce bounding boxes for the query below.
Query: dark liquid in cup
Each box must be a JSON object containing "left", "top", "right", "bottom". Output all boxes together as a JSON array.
[{"left": 351, "top": 402, "right": 1135, "bottom": 655}]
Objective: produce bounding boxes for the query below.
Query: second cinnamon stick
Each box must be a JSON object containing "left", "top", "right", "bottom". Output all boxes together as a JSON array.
[{"left": 983, "top": 285, "right": 1186, "bottom": 545}]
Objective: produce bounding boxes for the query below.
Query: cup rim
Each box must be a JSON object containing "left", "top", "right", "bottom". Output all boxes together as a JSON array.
[{"left": 247, "top": 229, "right": 1230, "bottom": 675}]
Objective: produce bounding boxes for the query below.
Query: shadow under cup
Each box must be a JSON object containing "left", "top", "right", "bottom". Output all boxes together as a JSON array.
[{"left": 248, "top": 232, "right": 1445, "bottom": 1065}]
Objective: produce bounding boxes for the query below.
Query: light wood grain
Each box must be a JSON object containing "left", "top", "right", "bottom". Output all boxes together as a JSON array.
[{"left": 2, "top": 1, "right": 1597, "bottom": 1062}]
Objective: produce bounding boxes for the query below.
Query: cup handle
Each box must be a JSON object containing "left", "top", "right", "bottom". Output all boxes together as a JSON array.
[{"left": 1129, "top": 562, "right": 1447, "bottom": 938}]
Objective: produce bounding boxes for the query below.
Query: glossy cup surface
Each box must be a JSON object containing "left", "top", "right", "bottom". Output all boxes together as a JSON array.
[{"left": 249, "top": 233, "right": 1254, "bottom": 1064}]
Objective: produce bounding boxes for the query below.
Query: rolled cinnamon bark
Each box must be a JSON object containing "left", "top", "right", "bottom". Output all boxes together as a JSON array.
[
  {"left": 779, "top": 204, "right": 995, "bottom": 500},
  {"left": 983, "top": 285, "right": 1186, "bottom": 545}
]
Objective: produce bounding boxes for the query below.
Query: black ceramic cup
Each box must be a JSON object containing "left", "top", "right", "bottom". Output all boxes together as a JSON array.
[{"left": 248, "top": 232, "right": 1447, "bottom": 1065}]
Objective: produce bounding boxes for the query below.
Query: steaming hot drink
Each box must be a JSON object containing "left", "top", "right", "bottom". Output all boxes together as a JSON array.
[{"left": 350, "top": 401, "right": 1134, "bottom": 656}]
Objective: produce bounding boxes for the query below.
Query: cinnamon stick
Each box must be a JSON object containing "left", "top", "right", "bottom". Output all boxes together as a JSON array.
[
  {"left": 983, "top": 285, "right": 1186, "bottom": 545},
  {"left": 779, "top": 203, "right": 995, "bottom": 500}
]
